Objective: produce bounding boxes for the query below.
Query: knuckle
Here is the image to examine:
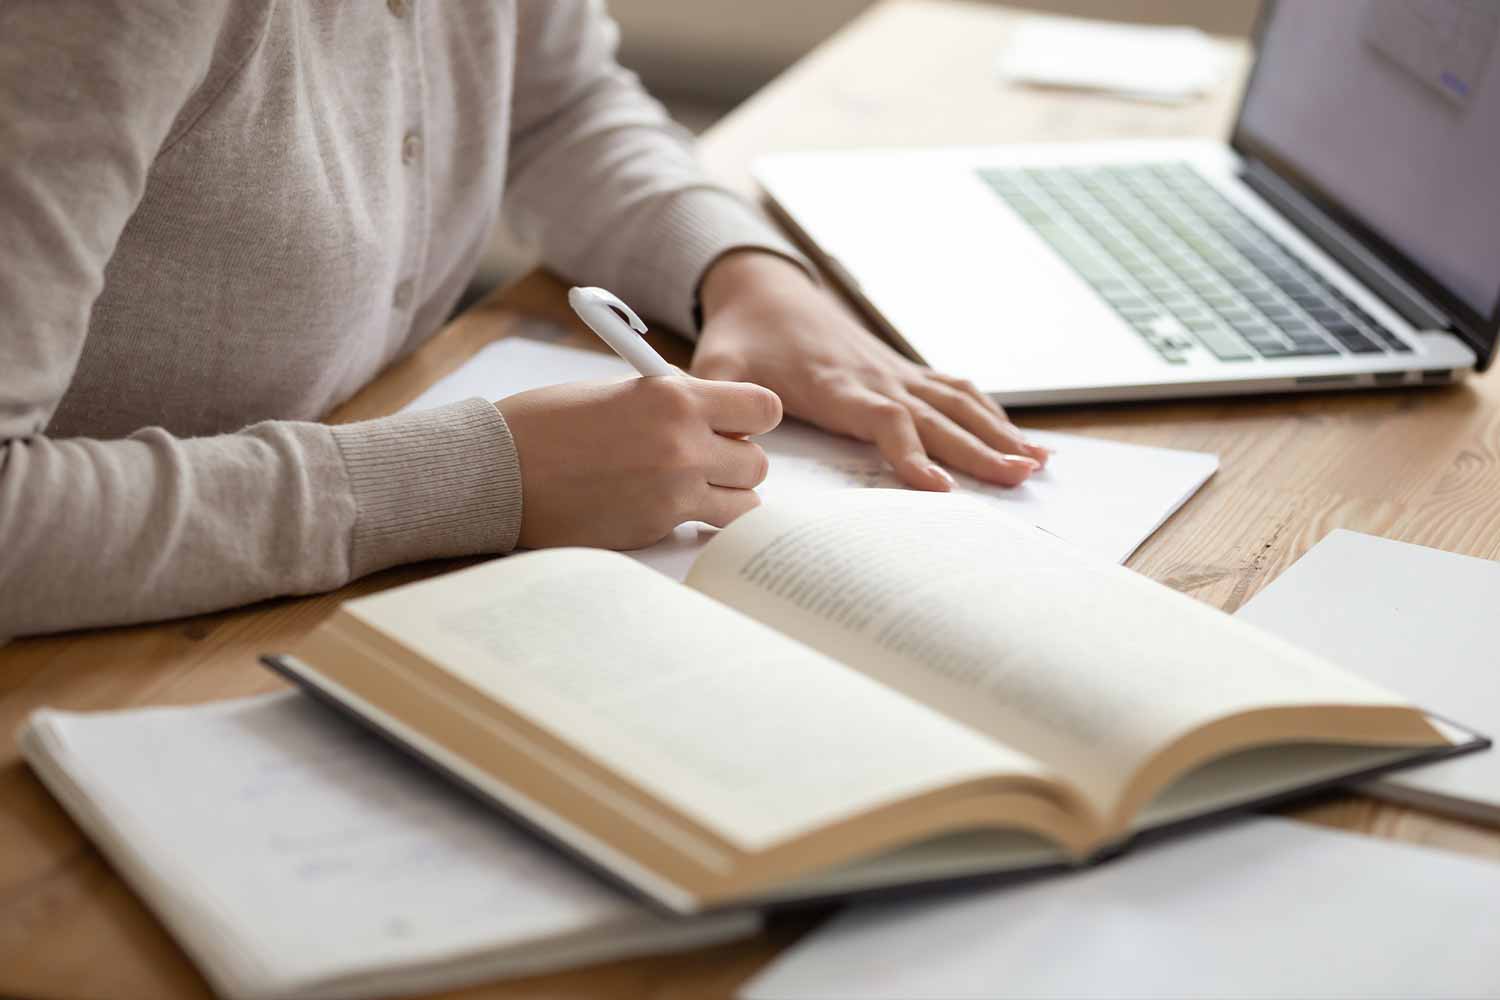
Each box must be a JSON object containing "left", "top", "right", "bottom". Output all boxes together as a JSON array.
[
  {"left": 954, "top": 389, "right": 985, "bottom": 414},
  {"left": 650, "top": 377, "right": 699, "bottom": 419},
  {"left": 828, "top": 385, "right": 865, "bottom": 410},
  {"left": 953, "top": 384, "right": 984, "bottom": 407},
  {"left": 914, "top": 410, "right": 946, "bottom": 435},
  {"left": 904, "top": 400, "right": 933, "bottom": 424},
  {"left": 810, "top": 367, "right": 845, "bottom": 391},
  {"left": 921, "top": 377, "right": 961, "bottom": 401},
  {"left": 967, "top": 397, "right": 1000, "bottom": 423}
]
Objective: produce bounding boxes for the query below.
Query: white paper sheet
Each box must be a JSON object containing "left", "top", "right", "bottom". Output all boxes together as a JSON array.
[
  {"left": 741, "top": 818, "right": 1500, "bottom": 1000},
  {"left": 1237, "top": 529, "right": 1500, "bottom": 823},
  {"left": 998, "top": 17, "right": 1231, "bottom": 104},
  {"left": 404, "top": 337, "right": 1217, "bottom": 577}
]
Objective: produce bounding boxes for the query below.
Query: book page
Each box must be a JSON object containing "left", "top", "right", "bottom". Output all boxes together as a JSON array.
[
  {"left": 687, "top": 490, "right": 1436, "bottom": 818},
  {"left": 20, "top": 693, "right": 758, "bottom": 1000},
  {"left": 347, "top": 549, "right": 1050, "bottom": 852}
]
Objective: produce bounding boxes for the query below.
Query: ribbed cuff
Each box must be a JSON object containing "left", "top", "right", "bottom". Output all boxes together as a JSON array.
[
  {"left": 620, "top": 186, "right": 816, "bottom": 339},
  {"left": 329, "top": 398, "right": 523, "bottom": 578}
]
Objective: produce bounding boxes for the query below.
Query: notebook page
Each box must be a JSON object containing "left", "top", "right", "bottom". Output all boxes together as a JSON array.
[
  {"left": 21, "top": 693, "right": 757, "bottom": 1000},
  {"left": 401, "top": 337, "right": 1217, "bottom": 575},
  {"left": 688, "top": 490, "right": 1435, "bottom": 819},
  {"left": 741, "top": 817, "right": 1500, "bottom": 999}
]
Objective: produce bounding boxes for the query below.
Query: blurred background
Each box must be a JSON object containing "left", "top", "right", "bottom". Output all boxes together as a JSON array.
[
  {"left": 472, "top": 0, "right": 1261, "bottom": 297},
  {"left": 613, "top": 0, "right": 1258, "bottom": 122}
]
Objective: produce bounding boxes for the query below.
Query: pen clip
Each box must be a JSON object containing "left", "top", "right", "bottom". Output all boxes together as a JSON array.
[{"left": 570, "top": 286, "right": 647, "bottom": 334}]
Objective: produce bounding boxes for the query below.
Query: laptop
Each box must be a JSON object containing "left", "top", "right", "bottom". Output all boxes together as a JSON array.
[{"left": 754, "top": 0, "right": 1498, "bottom": 405}]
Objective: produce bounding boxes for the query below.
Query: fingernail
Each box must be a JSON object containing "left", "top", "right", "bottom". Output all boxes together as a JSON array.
[
  {"left": 927, "top": 464, "right": 957, "bottom": 490},
  {"left": 1027, "top": 444, "right": 1051, "bottom": 466},
  {"left": 1005, "top": 424, "right": 1047, "bottom": 462},
  {"left": 1003, "top": 454, "right": 1042, "bottom": 472}
]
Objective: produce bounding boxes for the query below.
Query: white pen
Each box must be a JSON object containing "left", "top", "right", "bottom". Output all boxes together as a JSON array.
[{"left": 568, "top": 286, "right": 678, "bottom": 377}]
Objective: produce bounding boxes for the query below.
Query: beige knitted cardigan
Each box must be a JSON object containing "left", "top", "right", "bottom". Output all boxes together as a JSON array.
[{"left": 0, "top": 0, "right": 801, "bottom": 636}]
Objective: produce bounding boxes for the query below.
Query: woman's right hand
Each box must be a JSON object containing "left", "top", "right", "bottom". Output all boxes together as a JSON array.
[{"left": 495, "top": 376, "right": 782, "bottom": 550}]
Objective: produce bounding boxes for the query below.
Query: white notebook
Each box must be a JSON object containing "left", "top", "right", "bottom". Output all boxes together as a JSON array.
[
  {"left": 18, "top": 693, "right": 757, "bottom": 1000},
  {"left": 742, "top": 817, "right": 1500, "bottom": 1000},
  {"left": 404, "top": 337, "right": 1218, "bottom": 576},
  {"left": 1237, "top": 529, "right": 1500, "bottom": 824}
]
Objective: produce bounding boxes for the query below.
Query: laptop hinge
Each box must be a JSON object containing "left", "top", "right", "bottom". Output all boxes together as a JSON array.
[{"left": 1240, "top": 159, "right": 1451, "bottom": 331}]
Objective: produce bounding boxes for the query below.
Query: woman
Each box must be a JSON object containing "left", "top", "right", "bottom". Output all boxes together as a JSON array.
[{"left": 0, "top": 1, "right": 1046, "bottom": 637}]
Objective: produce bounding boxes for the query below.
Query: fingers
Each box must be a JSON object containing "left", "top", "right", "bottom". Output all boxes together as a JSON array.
[
  {"left": 929, "top": 372, "right": 1007, "bottom": 418},
  {"left": 705, "top": 436, "right": 770, "bottom": 489},
  {"left": 848, "top": 390, "right": 955, "bottom": 492},
  {"left": 906, "top": 378, "right": 1049, "bottom": 467},
  {"left": 697, "top": 379, "right": 783, "bottom": 436},
  {"left": 904, "top": 396, "right": 1039, "bottom": 487},
  {"left": 696, "top": 484, "right": 763, "bottom": 528}
]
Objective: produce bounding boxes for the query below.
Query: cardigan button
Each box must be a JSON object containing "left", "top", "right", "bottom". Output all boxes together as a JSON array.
[
  {"left": 387, "top": 0, "right": 408, "bottom": 18},
  {"left": 401, "top": 132, "right": 422, "bottom": 165}
]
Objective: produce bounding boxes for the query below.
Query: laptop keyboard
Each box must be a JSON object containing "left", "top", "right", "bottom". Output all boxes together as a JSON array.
[{"left": 978, "top": 163, "right": 1411, "bottom": 365}]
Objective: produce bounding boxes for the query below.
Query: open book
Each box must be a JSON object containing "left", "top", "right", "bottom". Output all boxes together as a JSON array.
[{"left": 266, "top": 490, "right": 1485, "bottom": 914}]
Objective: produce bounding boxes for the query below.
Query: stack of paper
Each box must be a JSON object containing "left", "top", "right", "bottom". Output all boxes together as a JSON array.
[{"left": 1237, "top": 530, "right": 1500, "bottom": 824}]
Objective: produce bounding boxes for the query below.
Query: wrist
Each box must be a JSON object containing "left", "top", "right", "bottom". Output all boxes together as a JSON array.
[{"left": 698, "top": 248, "right": 815, "bottom": 324}]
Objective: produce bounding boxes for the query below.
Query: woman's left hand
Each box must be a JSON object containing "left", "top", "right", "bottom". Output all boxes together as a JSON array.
[{"left": 691, "top": 249, "right": 1049, "bottom": 492}]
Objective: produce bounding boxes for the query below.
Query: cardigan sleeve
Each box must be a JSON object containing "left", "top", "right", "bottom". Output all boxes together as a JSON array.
[{"left": 503, "top": 0, "right": 813, "bottom": 338}]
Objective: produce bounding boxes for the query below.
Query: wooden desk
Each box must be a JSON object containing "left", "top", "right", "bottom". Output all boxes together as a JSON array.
[{"left": 3, "top": 2, "right": 1498, "bottom": 997}]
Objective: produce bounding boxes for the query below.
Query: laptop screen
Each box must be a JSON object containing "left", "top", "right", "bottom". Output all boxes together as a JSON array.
[{"left": 1235, "top": 0, "right": 1500, "bottom": 353}]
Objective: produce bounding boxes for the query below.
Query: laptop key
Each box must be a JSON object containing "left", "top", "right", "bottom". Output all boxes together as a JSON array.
[
  {"left": 1182, "top": 320, "right": 1254, "bottom": 361},
  {"left": 1286, "top": 341, "right": 1340, "bottom": 356},
  {"left": 1250, "top": 338, "right": 1335, "bottom": 358},
  {"left": 1283, "top": 328, "right": 1333, "bottom": 347},
  {"left": 1323, "top": 319, "right": 1375, "bottom": 343},
  {"left": 1251, "top": 341, "right": 1297, "bottom": 358},
  {"left": 1325, "top": 326, "right": 1383, "bottom": 354},
  {"left": 1140, "top": 320, "right": 1191, "bottom": 363}
]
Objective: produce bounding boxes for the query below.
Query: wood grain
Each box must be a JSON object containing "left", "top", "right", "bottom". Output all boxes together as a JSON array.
[{"left": 3, "top": 2, "right": 1498, "bottom": 998}]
